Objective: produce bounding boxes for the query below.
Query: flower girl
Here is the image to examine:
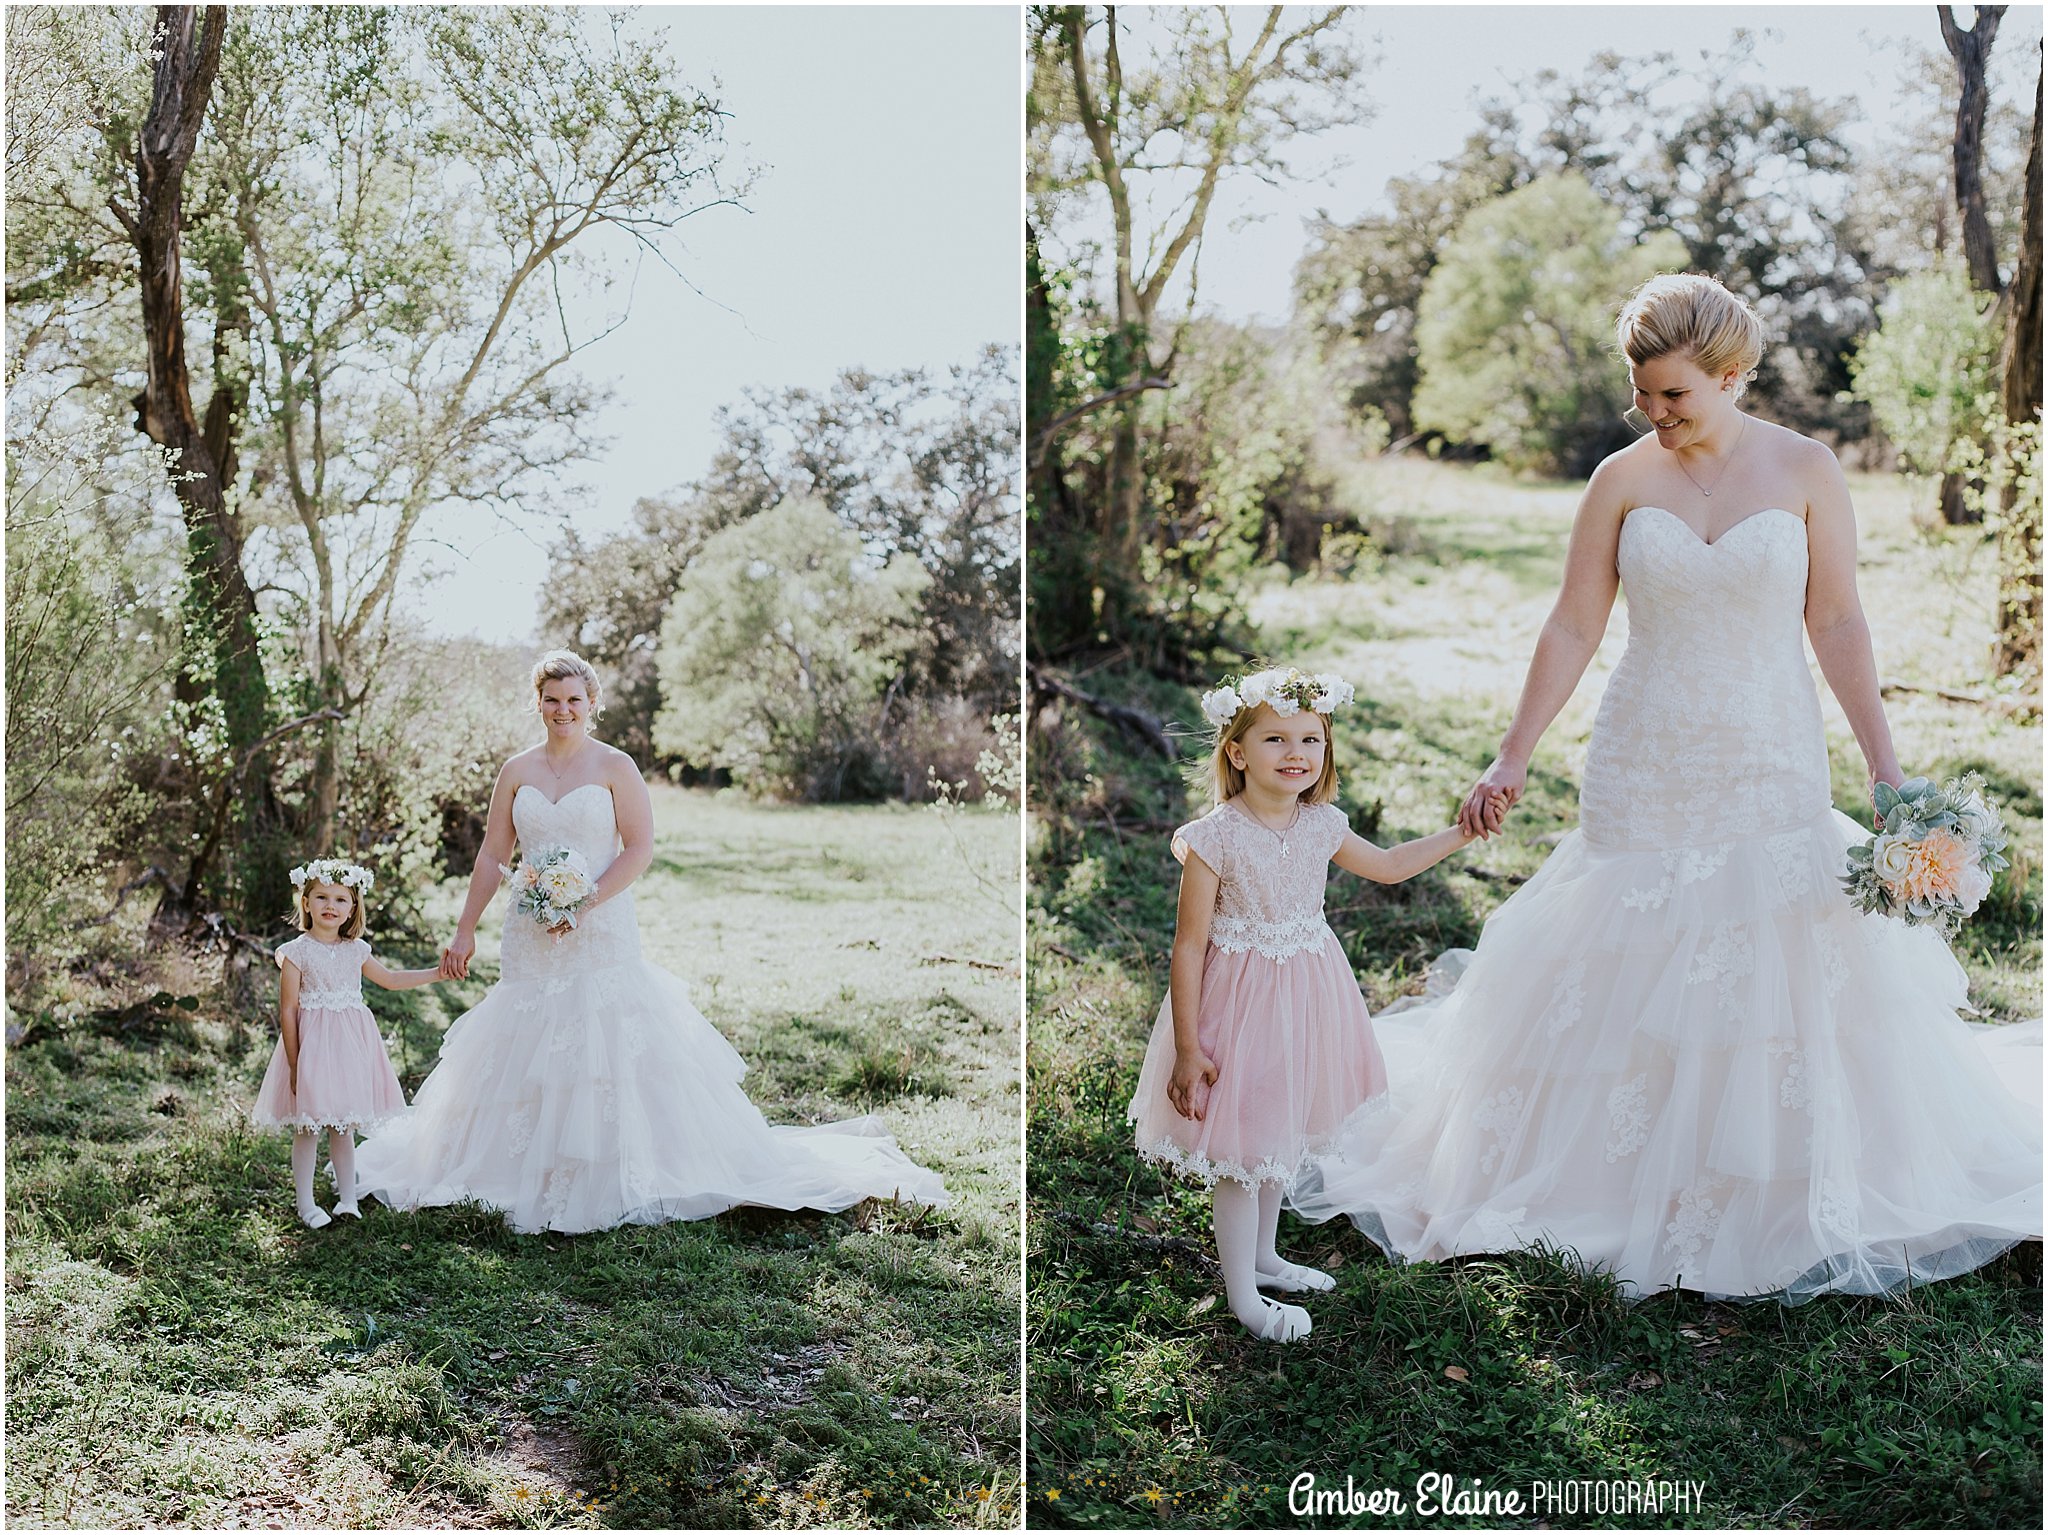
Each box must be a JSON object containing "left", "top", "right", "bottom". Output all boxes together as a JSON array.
[
  {"left": 1127, "top": 668, "right": 1504, "bottom": 1341},
  {"left": 250, "top": 860, "right": 443, "bottom": 1228}
]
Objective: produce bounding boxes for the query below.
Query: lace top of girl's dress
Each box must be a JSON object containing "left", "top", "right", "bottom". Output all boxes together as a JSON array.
[
  {"left": 1579, "top": 506, "right": 1830, "bottom": 850},
  {"left": 277, "top": 934, "right": 370, "bottom": 1010},
  {"left": 504, "top": 782, "right": 641, "bottom": 982},
  {"left": 1173, "top": 800, "right": 1350, "bottom": 963}
]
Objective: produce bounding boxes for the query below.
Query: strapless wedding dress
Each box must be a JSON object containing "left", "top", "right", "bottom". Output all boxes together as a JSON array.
[
  {"left": 355, "top": 782, "right": 947, "bottom": 1233},
  {"left": 1290, "top": 507, "right": 2041, "bottom": 1301}
]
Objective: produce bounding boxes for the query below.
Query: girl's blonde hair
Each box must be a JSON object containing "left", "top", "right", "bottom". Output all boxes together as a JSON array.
[
  {"left": 290, "top": 879, "right": 368, "bottom": 940},
  {"left": 1205, "top": 703, "right": 1341, "bottom": 807},
  {"left": 530, "top": 648, "right": 604, "bottom": 719},
  {"left": 1615, "top": 273, "right": 1765, "bottom": 398}
]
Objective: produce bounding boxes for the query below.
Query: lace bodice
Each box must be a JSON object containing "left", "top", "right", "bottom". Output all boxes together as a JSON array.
[
  {"left": 1174, "top": 800, "right": 1349, "bottom": 962},
  {"left": 1578, "top": 507, "right": 1831, "bottom": 851},
  {"left": 278, "top": 934, "right": 370, "bottom": 1010},
  {"left": 503, "top": 782, "right": 641, "bottom": 981}
]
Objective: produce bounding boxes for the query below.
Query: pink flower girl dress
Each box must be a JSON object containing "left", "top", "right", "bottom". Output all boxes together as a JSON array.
[
  {"left": 250, "top": 935, "right": 408, "bottom": 1132},
  {"left": 1128, "top": 800, "right": 1388, "bottom": 1188}
]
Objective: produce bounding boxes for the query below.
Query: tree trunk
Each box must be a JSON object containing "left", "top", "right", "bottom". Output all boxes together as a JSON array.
[
  {"left": 1937, "top": 5, "right": 2006, "bottom": 527},
  {"left": 112, "top": 5, "right": 283, "bottom": 928},
  {"left": 1940, "top": 5, "right": 2008, "bottom": 297},
  {"left": 1995, "top": 59, "right": 2042, "bottom": 681}
]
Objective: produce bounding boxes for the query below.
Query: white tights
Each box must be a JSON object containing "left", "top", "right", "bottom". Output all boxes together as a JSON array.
[
  {"left": 1213, "top": 1180, "right": 1311, "bottom": 1342},
  {"left": 290, "top": 1127, "right": 359, "bottom": 1228}
]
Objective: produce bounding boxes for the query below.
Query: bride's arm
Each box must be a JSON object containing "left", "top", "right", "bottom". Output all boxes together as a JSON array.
[
  {"left": 585, "top": 755, "right": 655, "bottom": 911},
  {"left": 1461, "top": 463, "right": 1628, "bottom": 835},
  {"left": 444, "top": 762, "right": 518, "bottom": 977},
  {"left": 1801, "top": 443, "right": 1904, "bottom": 795}
]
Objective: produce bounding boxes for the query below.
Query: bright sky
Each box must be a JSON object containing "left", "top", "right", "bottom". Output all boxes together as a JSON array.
[
  {"left": 1040, "top": 2, "right": 2043, "bottom": 323},
  {"left": 414, "top": 3, "right": 1023, "bottom": 643}
]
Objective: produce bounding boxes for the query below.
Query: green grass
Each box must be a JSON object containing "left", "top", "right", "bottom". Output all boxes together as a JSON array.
[
  {"left": 1026, "top": 462, "right": 2043, "bottom": 1529},
  {"left": 6, "top": 788, "right": 1021, "bottom": 1530}
]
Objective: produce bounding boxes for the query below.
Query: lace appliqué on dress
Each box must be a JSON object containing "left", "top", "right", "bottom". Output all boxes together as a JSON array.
[
  {"left": 1541, "top": 959, "right": 1587, "bottom": 1038},
  {"left": 1473, "top": 1086, "right": 1526, "bottom": 1176},
  {"left": 1686, "top": 921, "right": 1755, "bottom": 1019},
  {"left": 1604, "top": 1073, "right": 1651, "bottom": 1162},
  {"left": 1664, "top": 1177, "right": 1728, "bottom": 1264}
]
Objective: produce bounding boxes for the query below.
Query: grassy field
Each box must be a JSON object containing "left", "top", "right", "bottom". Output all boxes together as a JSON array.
[
  {"left": 1026, "top": 461, "right": 2043, "bottom": 1529},
  {"left": 6, "top": 788, "right": 1021, "bottom": 1529}
]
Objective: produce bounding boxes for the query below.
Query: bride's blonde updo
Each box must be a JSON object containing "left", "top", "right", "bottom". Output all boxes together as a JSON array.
[
  {"left": 1615, "top": 274, "right": 1765, "bottom": 398},
  {"left": 530, "top": 648, "right": 604, "bottom": 719}
]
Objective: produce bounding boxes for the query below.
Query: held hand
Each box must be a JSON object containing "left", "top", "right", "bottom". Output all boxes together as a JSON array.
[
  {"left": 1461, "top": 760, "right": 1526, "bottom": 838},
  {"left": 1867, "top": 761, "right": 1906, "bottom": 828},
  {"left": 1166, "top": 1048, "right": 1219, "bottom": 1122},
  {"left": 440, "top": 931, "right": 476, "bottom": 980}
]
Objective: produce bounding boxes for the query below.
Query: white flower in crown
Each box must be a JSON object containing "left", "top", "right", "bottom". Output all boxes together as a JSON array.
[
  {"left": 1203, "top": 664, "right": 1355, "bottom": 726},
  {"left": 290, "top": 857, "right": 374, "bottom": 892}
]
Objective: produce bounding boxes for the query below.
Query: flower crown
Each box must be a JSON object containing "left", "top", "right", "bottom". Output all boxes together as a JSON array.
[
  {"left": 1200, "top": 666, "right": 1356, "bottom": 727},
  {"left": 289, "top": 858, "right": 375, "bottom": 894}
]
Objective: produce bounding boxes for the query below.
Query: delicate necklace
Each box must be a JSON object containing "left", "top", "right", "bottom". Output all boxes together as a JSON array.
[
  {"left": 1673, "top": 414, "right": 1748, "bottom": 499},
  {"left": 543, "top": 736, "right": 588, "bottom": 783},
  {"left": 1236, "top": 796, "right": 1304, "bottom": 859}
]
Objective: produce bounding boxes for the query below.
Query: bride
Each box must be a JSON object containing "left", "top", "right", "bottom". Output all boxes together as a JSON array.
[
  {"left": 355, "top": 650, "right": 947, "bottom": 1234},
  {"left": 1291, "top": 274, "right": 2040, "bottom": 1301}
]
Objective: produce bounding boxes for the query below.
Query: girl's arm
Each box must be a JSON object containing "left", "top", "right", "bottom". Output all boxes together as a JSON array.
[
  {"left": 1332, "top": 815, "right": 1489, "bottom": 885},
  {"left": 1801, "top": 441, "right": 1904, "bottom": 799},
  {"left": 445, "top": 762, "right": 520, "bottom": 977},
  {"left": 1166, "top": 851, "right": 1221, "bottom": 1121},
  {"left": 278, "top": 957, "right": 303, "bottom": 1094},
  {"left": 1461, "top": 461, "right": 1629, "bottom": 835},
  {"left": 363, "top": 956, "right": 443, "bottom": 991}
]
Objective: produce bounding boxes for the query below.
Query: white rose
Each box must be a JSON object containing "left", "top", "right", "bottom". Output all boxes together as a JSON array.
[
  {"left": 1200, "top": 686, "right": 1242, "bottom": 725},
  {"left": 1236, "top": 670, "right": 1278, "bottom": 708},
  {"left": 1954, "top": 860, "right": 1993, "bottom": 914},
  {"left": 1871, "top": 833, "right": 1915, "bottom": 886},
  {"left": 289, "top": 865, "right": 307, "bottom": 886},
  {"left": 1268, "top": 693, "right": 1299, "bottom": 716}
]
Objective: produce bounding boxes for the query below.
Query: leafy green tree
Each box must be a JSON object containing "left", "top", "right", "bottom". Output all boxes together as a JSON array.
[
  {"left": 1028, "top": 3, "right": 1368, "bottom": 656},
  {"left": 542, "top": 350, "right": 1018, "bottom": 767},
  {"left": 7, "top": 3, "right": 746, "bottom": 924},
  {"left": 1846, "top": 264, "right": 2000, "bottom": 483},
  {"left": 652, "top": 499, "right": 930, "bottom": 800},
  {"left": 1411, "top": 175, "right": 1686, "bottom": 476}
]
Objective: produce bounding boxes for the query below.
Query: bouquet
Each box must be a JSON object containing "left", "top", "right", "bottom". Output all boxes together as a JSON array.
[
  {"left": 1841, "top": 773, "right": 2009, "bottom": 937},
  {"left": 502, "top": 845, "right": 597, "bottom": 932}
]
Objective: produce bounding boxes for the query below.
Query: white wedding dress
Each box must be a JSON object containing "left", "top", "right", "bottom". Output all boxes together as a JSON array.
[
  {"left": 1290, "top": 506, "right": 2042, "bottom": 1302},
  {"left": 355, "top": 782, "right": 947, "bottom": 1234}
]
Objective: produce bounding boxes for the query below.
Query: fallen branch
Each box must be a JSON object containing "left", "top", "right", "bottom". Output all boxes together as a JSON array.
[
  {"left": 1050, "top": 1208, "right": 1217, "bottom": 1269},
  {"left": 1878, "top": 677, "right": 2037, "bottom": 715},
  {"left": 920, "top": 953, "right": 1018, "bottom": 974},
  {"left": 69, "top": 864, "right": 178, "bottom": 930},
  {"left": 1029, "top": 663, "right": 1176, "bottom": 760}
]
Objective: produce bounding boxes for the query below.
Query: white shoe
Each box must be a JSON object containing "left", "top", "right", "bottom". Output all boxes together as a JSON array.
[
  {"left": 1257, "top": 1259, "right": 1336, "bottom": 1293},
  {"left": 298, "top": 1204, "right": 332, "bottom": 1230},
  {"left": 333, "top": 1201, "right": 361, "bottom": 1220},
  {"left": 1241, "top": 1297, "right": 1311, "bottom": 1343}
]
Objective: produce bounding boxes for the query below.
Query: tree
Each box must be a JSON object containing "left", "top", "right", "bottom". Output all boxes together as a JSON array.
[
  {"left": 1994, "top": 62, "right": 2042, "bottom": 680},
  {"left": 652, "top": 498, "right": 930, "bottom": 800},
  {"left": 1299, "top": 42, "right": 1872, "bottom": 450},
  {"left": 1845, "top": 264, "right": 2000, "bottom": 484},
  {"left": 1939, "top": 5, "right": 2009, "bottom": 296},
  {"left": 1411, "top": 175, "right": 1687, "bottom": 476},
  {"left": 1028, "top": 3, "right": 1367, "bottom": 653},
  {"left": 541, "top": 350, "right": 1020, "bottom": 764},
  {"left": 9, "top": 4, "right": 747, "bottom": 924}
]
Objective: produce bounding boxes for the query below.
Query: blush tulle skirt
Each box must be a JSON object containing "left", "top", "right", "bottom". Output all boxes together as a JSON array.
[{"left": 1129, "top": 932, "right": 1388, "bottom": 1189}]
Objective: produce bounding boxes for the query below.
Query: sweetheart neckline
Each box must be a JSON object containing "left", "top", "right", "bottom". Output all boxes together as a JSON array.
[
  {"left": 513, "top": 780, "right": 612, "bottom": 810},
  {"left": 1623, "top": 504, "right": 1803, "bottom": 549}
]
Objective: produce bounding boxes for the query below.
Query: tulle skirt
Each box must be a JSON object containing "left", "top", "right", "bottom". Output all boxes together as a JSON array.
[
  {"left": 250, "top": 1004, "right": 408, "bottom": 1132},
  {"left": 1129, "top": 932, "right": 1389, "bottom": 1188},
  {"left": 1289, "top": 808, "right": 2043, "bottom": 1302},
  {"left": 354, "top": 956, "right": 949, "bottom": 1234}
]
